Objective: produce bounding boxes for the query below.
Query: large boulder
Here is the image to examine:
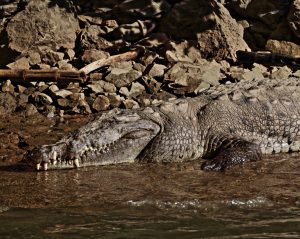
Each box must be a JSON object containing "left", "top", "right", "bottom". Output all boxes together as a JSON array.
[
  {"left": 160, "top": 0, "right": 249, "bottom": 61},
  {"left": 6, "top": 0, "right": 79, "bottom": 53}
]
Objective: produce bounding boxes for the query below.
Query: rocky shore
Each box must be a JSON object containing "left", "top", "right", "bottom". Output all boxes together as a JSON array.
[{"left": 0, "top": 0, "right": 300, "bottom": 118}]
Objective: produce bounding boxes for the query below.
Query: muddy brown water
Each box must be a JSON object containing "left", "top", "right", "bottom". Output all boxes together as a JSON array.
[{"left": 0, "top": 114, "right": 300, "bottom": 238}]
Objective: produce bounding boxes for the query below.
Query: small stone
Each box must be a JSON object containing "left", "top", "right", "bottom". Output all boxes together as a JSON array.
[
  {"left": 57, "top": 98, "right": 70, "bottom": 108},
  {"left": 242, "top": 68, "right": 264, "bottom": 81},
  {"left": 148, "top": 64, "right": 167, "bottom": 78},
  {"left": 28, "top": 51, "right": 41, "bottom": 65},
  {"left": 266, "top": 40, "right": 300, "bottom": 58},
  {"left": 78, "top": 99, "right": 92, "bottom": 114},
  {"left": 92, "top": 95, "right": 110, "bottom": 111},
  {"left": 133, "top": 62, "right": 146, "bottom": 73},
  {"left": 48, "top": 84, "right": 60, "bottom": 93},
  {"left": 66, "top": 82, "right": 82, "bottom": 93},
  {"left": 23, "top": 87, "right": 36, "bottom": 96},
  {"left": 0, "top": 92, "right": 17, "bottom": 115},
  {"left": 53, "top": 89, "right": 73, "bottom": 98},
  {"left": 70, "top": 93, "right": 85, "bottom": 101},
  {"left": 43, "top": 105, "right": 56, "bottom": 117},
  {"left": 25, "top": 103, "right": 38, "bottom": 117},
  {"left": 271, "top": 66, "right": 292, "bottom": 80},
  {"left": 293, "top": 70, "right": 300, "bottom": 78},
  {"left": 65, "top": 49, "right": 75, "bottom": 60},
  {"left": 81, "top": 49, "right": 109, "bottom": 63},
  {"left": 7, "top": 57, "right": 30, "bottom": 69},
  {"left": 128, "top": 82, "right": 145, "bottom": 98},
  {"left": 17, "top": 85, "right": 27, "bottom": 94},
  {"left": 87, "top": 84, "right": 104, "bottom": 94},
  {"left": 123, "top": 99, "right": 139, "bottom": 109},
  {"left": 17, "top": 94, "right": 29, "bottom": 107},
  {"left": 89, "top": 73, "right": 103, "bottom": 81},
  {"left": 119, "top": 87, "right": 130, "bottom": 97},
  {"left": 42, "top": 50, "right": 65, "bottom": 65},
  {"left": 37, "top": 63, "right": 51, "bottom": 69},
  {"left": 107, "top": 94, "right": 124, "bottom": 108},
  {"left": 105, "top": 69, "right": 142, "bottom": 88},
  {"left": 57, "top": 60, "right": 73, "bottom": 70},
  {"left": 2, "top": 80, "right": 14, "bottom": 93}
]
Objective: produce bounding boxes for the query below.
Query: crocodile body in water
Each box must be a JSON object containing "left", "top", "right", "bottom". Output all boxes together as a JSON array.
[{"left": 23, "top": 77, "right": 300, "bottom": 171}]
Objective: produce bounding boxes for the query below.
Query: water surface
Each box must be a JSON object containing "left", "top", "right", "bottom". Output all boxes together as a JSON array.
[{"left": 0, "top": 114, "right": 300, "bottom": 238}]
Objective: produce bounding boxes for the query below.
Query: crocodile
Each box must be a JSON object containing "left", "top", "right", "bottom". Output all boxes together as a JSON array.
[{"left": 22, "top": 77, "right": 300, "bottom": 171}]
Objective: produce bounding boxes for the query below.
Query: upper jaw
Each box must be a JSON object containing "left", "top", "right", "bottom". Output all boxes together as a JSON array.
[{"left": 22, "top": 109, "right": 161, "bottom": 171}]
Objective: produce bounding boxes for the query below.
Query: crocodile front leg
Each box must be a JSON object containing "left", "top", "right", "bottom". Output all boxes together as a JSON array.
[{"left": 201, "top": 135, "right": 262, "bottom": 171}]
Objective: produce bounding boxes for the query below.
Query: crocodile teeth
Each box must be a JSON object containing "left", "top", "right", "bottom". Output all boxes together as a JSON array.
[
  {"left": 74, "top": 158, "right": 80, "bottom": 168},
  {"left": 43, "top": 163, "right": 48, "bottom": 171},
  {"left": 36, "top": 163, "right": 41, "bottom": 171}
]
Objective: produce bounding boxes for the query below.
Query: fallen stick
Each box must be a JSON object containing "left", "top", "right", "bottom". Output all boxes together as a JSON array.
[
  {"left": 0, "top": 69, "right": 86, "bottom": 83},
  {"left": 236, "top": 50, "right": 300, "bottom": 68},
  {"left": 80, "top": 48, "right": 143, "bottom": 75}
]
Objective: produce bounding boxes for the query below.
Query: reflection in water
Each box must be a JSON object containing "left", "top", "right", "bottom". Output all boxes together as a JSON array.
[{"left": 0, "top": 154, "right": 300, "bottom": 238}]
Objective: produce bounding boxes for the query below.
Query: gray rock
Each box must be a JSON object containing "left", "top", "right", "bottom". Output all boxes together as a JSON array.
[
  {"left": 57, "top": 60, "right": 73, "bottom": 70},
  {"left": 123, "top": 99, "right": 139, "bottom": 109},
  {"left": 119, "top": 87, "right": 130, "bottom": 97},
  {"left": 25, "top": 103, "right": 38, "bottom": 117},
  {"left": 65, "top": 49, "right": 75, "bottom": 60},
  {"left": 0, "top": 92, "right": 17, "bottom": 115},
  {"left": 41, "top": 49, "right": 65, "bottom": 66},
  {"left": 78, "top": 99, "right": 92, "bottom": 114},
  {"left": 17, "top": 93, "right": 29, "bottom": 107},
  {"left": 66, "top": 83, "right": 82, "bottom": 93},
  {"left": 44, "top": 105, "right": 56, "bottom": 118},
  {"left": 87, "top": 83, "right": 104, "bottom": 94},
  {"left": 92, "top": 95, "right": 110, "bottom": 111},
  {"left": 160, "top": 0, "right": 249, "bottom": 61},
  {"left": 164, "top": 60, "right": 221, "bottom": 93},
  {"left": 48, "top": 84, "right": 60, "bottom": 94},
  {"left": 89, "top": 73, "right": 103, "bottom": 81},
  {"left": 148, "top": 63, "right": 167, "bottom": 78},
  {"left": 17, "top": 85, "right": 27, "bottom": 94},
  {"left": 241, "top": 68, "right": 264, "bottom": 81},
  {"left": 164, "top": 40, "right": 201, "bottom": 63},
  {"left": 80, "top": 25, "right": 113, "bottom": 50},
  {"left": 7, "top": 57, "right": 30, "bottom": 69},
  {"left": 6, "top": 0, "right": 79, "bottom": 53},
  {"left": 28, "top": 51, "right": 41, "bottom": 65},
  {"left": 81, "top": 49, "right": 110, "bottom": 64},
  {"left": 266, "top": 39, "right": 300, "bottom": 58},
  {"left": 37, "top": 63, "right": 51, "bottom": 69},
  {"left": 288, "top": 0, "right": 300, "bottom": 40},
  {"left": 107, "top": 94, "right": 124, "bottom": 108},
  {"left": 105, "top": 69, "right": 142, "bottom": 88},
  {"left": 128, "top": 82, "right": 146, "bottom": 98},
  {"left": 1, "top": 80, "right": 14, "bottom": 93},
  {"left": 53, "top": 89, "right": 73, "bottom": 98},
  {"left": 57, "top": 98, "right": 72, "bottom": 108},
  {"left": 110, "top": 61, "right": 133, "bottom": 71},
  {"left": 271, "top": 66, "right": 292, "bottom": 79}
]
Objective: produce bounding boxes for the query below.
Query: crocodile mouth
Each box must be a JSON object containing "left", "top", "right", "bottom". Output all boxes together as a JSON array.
[{"left": 22, "top": 110, "right": 161, "bottom": 171}]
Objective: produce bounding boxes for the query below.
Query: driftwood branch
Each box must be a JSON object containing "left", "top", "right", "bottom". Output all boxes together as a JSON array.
[
  {"left": 0, "top": 69, "right": 86, "bottom": 83},
  {"left": 80, "top": 48, "right": 143, "bottom": 75},
  {"left": 236, "top": 50, "right": 300, "bottom": 68}
]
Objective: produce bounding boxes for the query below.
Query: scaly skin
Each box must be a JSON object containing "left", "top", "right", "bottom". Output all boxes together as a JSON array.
[{"left": 22, "top": 77, "right": 300, "bottom": 171}]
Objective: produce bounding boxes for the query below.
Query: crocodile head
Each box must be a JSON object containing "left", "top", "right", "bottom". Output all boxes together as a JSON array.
[{"left": 22, "top": 109, "right": 161, "bottom": 171}]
